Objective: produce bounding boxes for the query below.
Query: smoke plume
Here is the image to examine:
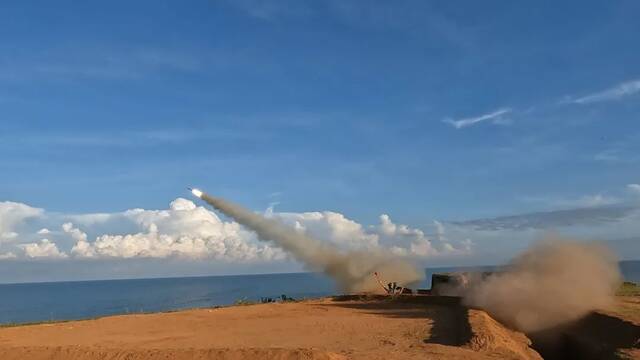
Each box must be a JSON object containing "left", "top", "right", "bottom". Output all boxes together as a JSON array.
[
  {"left": 462, "top": 238, "right": 621, "bottom": 332},
  {"left": 195, "top": 190, "right": 423, "bottom": 292}
]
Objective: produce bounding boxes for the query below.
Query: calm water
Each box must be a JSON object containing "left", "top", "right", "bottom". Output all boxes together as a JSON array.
[
  {"left": 0, "top": 272, "right": 335, "bottom": 325},
  {"left": 1, "top": 261, "right": 639, "bottom": 325}
]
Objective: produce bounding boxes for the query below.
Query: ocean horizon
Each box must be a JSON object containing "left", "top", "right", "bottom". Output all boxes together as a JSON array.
[{"left": 1, "top": 260, "right": 639, "bottom": 325}]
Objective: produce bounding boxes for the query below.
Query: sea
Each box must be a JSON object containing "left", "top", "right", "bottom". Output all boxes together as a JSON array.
[{"left": 1, "top": 260, "right": 639, "bottom": 325}]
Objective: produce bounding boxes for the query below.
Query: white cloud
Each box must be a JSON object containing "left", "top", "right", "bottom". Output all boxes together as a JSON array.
[
  {"left": 37, "top": 228, "right": 50, "bottom": 234},
  {"left": 268, "top": 211, "right": 469, "bottom": 258},
  {"left": 448, "top": 205, "right": 640, "bottom": 262},
  {"left": 627, "top": 184, "right": 640, "bottom": 195},
  {"left": 377, "top": 214, "right": 436, "bottom": 256},
  {"left": 454, "top": 205, "right": 634, "bottom": 232},
  {"left": 462, "top": 183, "right": 640, "bottom": 233},
  {"left": 0, "top": 252, "right": 17, "bottom": 260},
  {"left": 1, "top": 232, "right": 18, "bottom": 241},
  {"left": 64, "top": 199, "right": 286, "bottom": 261},
  {"left": 269, "top": 210, "right": 379, "bottom": 249},
  {"left": 443, "top": 108, "right": 512, "bottom": 129},
  {"left": 558, "top": 194, "right": 620, "bottom": 208},
  {"left": 593, "top": 144, "right": 640, "bottom": 164},
  {"left": 566, "top": 79, "right": 640, "bottom": 105},
  {"left": 0, "top": 201, "right": 43, "bottom": 241},
  {"left": 2, "top": 192, "right": 640, "bottom": 268},
  {"left": 521, "top": 193, "right": 620, "bottom": 210},
  {"left": 594, "top": 148, "right": 622, "bottom": 162},
  {"left": 21, "top": 239, "right": 68, "bottom": 259},
  {"left": 63, "top": 223, "right": 95, "bottom": 258},
  {"left": 0, "top": 198, "right": 471, "bottom": 262},
  {"left": 83, "top": 223, "right": 284, "bottom": 261}
]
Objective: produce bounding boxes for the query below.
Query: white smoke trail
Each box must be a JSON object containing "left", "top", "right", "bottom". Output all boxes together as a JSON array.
[{"left": 192, "top": 189, "right": 423, "bottom": 292}]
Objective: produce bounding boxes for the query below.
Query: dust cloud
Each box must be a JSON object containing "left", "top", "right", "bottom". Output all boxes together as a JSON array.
[
  {"left": 194, "top": 190, "right": 423, "bottom": 293},
  {"left": 462, "top": 238, "right": 621, "bottom": 332}
]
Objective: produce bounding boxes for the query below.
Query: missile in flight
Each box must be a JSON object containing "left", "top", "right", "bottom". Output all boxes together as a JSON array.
[{"left": 188, "top": 187, "right": 203, "bottom": 198}]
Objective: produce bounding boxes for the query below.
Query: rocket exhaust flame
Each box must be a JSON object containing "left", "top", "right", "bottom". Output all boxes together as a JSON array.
[
  {"left": 190, "top": 188, "right": 203, "bottom": 198},
  {"left": 189, "top": 188, "right": 423, "bottom": 293}
]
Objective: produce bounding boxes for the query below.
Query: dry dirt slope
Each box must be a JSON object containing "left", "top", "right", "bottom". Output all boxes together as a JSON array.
[
  {"left": 0, "top": 297, "right": 542, "bottom": 360},
  {"left": 527, "top": 295, "right": 640, "bottom": 360}
]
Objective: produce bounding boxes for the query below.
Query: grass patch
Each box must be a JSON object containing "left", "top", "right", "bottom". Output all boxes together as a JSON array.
[
  {"left": 234, "top": 298, "right": 258, "bottom": 306},
  {"left": 0, "top": 319, "right": 77, "bottom": 328},
  {"left": 617, "top": 282, "right": 640, "bottom": 296}
]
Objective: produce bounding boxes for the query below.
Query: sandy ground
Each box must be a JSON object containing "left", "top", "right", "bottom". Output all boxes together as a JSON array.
[
  {"left": 0, "top": 296, "right": 541, "bottom": 360},
  {"left": 0, "top": 295, "right": 637, "bottom": 360}
]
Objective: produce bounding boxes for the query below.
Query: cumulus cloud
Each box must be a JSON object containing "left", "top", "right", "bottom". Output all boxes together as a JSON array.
[
  {"left": 378, "top": 215, "right": 436, "bottom": 256},
  {"left": 267, "top": 210, "right": 379, "bottom": 249},
  {"left": 267, "top": 211, "right": 469, "bottom": 258},
  {"left": 0, "top": 201, "right": 43, "bottom": 242},
  {"left": 64, "top": 222, "right": 95, "bottom": 258},
  {"left": 84, "top": 223, "right": 284, "bottom": 261},
  {"left": 443, "top": 108, "right": 512, "bottom": 129},
  {"left": 21, "top": 239, "right": 68, "bottom": 259},
  {"left": 1, "top": 191, "right": 640, "bottom": 270},
  {"left": 0, "top": 198, "right": 470, "bottom": 263},
  {"left": 65, "top": 198, "right": 286, "bottom": 261},
  {"left": 566, "top": 79, "right": 640, "bottom": 104}
]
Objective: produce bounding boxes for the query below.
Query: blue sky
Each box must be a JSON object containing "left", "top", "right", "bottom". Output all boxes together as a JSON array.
[{"left": 1, "top": 1, "right": 639, "bottom": 281}]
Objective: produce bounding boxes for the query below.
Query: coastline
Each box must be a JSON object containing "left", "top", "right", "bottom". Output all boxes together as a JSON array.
[{"left": 0, "top": 293, "right": 638, "bottom": 360}]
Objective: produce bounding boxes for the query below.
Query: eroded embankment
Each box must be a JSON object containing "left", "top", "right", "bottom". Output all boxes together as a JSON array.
[{"left": 527, "top": 310, "right": 640, "bottom": 360}]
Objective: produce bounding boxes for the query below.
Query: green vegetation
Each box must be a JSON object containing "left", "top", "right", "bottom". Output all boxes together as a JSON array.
[
  {"left": 0, "top": 319, "right": 75, "bottom": 329},
  {"left": 234, "top": 297, "right": 257, "bottom": 306},
  {"left": 617, "top": 282, "right": 640, "bottom": 296}
]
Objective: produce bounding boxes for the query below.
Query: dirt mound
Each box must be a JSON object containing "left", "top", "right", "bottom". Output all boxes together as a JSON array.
[{"left": 466, "top": 310, "right": 542, "bottom": 360}]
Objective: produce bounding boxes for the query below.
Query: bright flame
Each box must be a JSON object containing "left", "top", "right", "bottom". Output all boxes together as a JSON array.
[{"left": 191, "top": 188, "right": 203, "bottom": 198}]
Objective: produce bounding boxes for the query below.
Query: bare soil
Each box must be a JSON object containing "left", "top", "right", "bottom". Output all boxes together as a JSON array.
[
  {"left": 1, "top": 295, "right": 638, "bottom": 359},
  {"left": 528, "top": 296, "right": 640, "bottom": 359},
  {"left": 0, "top": 296, "right": 541, "bottom": 360}
]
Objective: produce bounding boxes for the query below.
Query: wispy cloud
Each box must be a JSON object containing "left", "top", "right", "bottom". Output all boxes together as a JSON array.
[
  {"left": 225, "top": 0, "right": 311, "bottom": 21},
  {"left": 0, "top": 128, "right": 266, "bottom": 149},
  {"left": 594, "top": 148, "right": 623, "bottom": 162},
  {"left": 0, "top": 48, "right": 204, "bottom": 82},
  {"left": 443, "top": 108, "right": 512, "bottom": 129},
  {"left": 520, "top": 194, "right": 621, "bottom": 210},
  {"left": 627, "top": 184, "right": 640, "bottom": 195},
  {"left": 564, "top": 79, "right": 640, "bottom": 105},
  {"left": 593, "top": 134, "right": 640, "bottom": 163},
  {"left": 451, "top": 205, "right": 636, "bottom": 231}
]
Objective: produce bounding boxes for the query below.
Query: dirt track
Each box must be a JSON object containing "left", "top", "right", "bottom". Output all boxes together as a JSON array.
[{"left": 0, "top": 297, "right": 542, "bottom": 360}]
